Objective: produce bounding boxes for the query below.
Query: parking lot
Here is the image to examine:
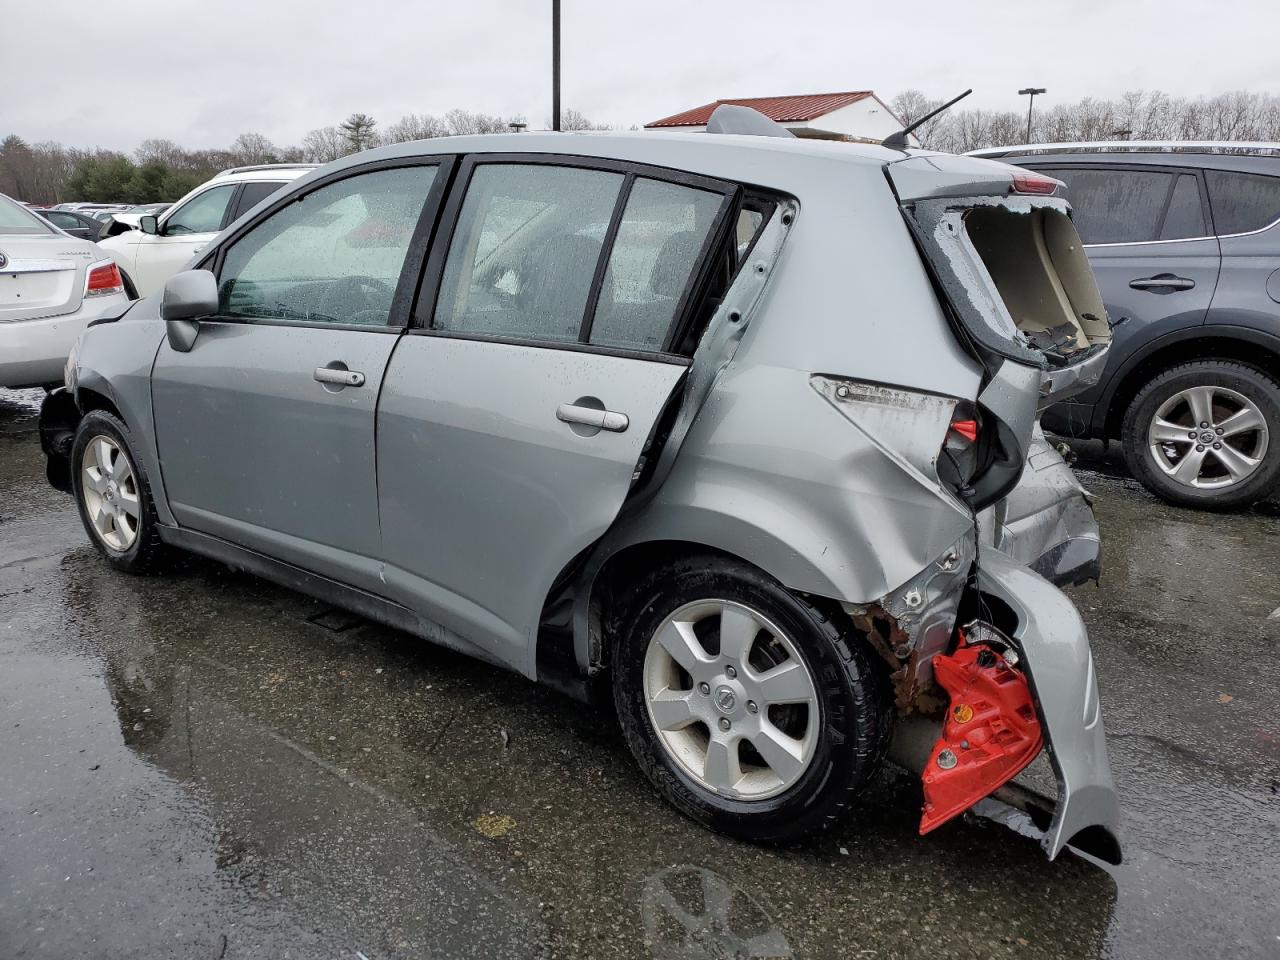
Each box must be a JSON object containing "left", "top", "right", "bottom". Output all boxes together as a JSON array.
[{"left": 1, "top": 384, "right": 1277, "bottom": 960}]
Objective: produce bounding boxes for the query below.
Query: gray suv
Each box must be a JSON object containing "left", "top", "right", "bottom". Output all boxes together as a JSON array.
[
  {"left": 973, "top": 142, "right": 1280, "bottom": 509},
  {"left": 38, "top": 113, "right": 1121, "bottom": 862}
]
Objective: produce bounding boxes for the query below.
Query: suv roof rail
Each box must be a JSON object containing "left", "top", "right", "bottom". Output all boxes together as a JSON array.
[
  {"left": 969, "top": 140, "right": 1280, "bottom": 159},
  {"left": 213, "top": 163, "right": 319, "bottom": 177}
]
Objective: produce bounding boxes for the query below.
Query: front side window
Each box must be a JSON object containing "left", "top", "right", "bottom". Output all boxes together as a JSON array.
[
  {"left": 163, "top": 185, "right": 237, "bottom": 236},
  {"left": 588, "top": 178, "right": 722, "bottom": 351},
  {"left": 1205, "top": 170, "right": 1280, "bottom": 235},
  {"left": 432, "top": 164, "right": 623, "bottom": 342},
  {"left": 1039, "top": 167, "right": 1174, "bottom": 244},
  {"left": 217, "top": 165, "right": 437, "bottom": 326}
]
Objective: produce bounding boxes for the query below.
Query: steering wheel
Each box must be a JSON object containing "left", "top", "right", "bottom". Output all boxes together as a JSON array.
[{"left": 317, "top": 275, "right": 397, "bottom": 324}]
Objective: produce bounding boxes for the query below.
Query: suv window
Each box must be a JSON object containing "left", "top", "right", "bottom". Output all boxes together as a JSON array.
[
  {"left": 1038, "top": 168, "right": 1182, "bottom": 244},
  {"left": 231, "top": 180, "right": 286, "bottom": 222},
  {"left": 1204, "top": 170, "right": 1280, "bottom": 235},
  {"left": 433, "top": 164, "right": 624, "bottom": 343},
  {"left": 588, "top": 178, "right": 723, "bottom": 351},
  {"left": 216, "top": 165, "right": 437, "bottom": 326},
  {"left": 1159, "top": 174, "right": 1207, "bottom": 240},
  {"left": 163, "top": 184, "right": 237, "bottom": 236}
]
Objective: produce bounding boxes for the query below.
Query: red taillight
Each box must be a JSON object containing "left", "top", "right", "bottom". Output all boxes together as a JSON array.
[
  {"left": 86, "top": 261, "right": 123, "bottom": 297},
  {"left": 949, "top": 419, "right": 979, "bottom": 443},
  {"left": 1010, "top": 171, "right": 1061, "bottom": 196}
]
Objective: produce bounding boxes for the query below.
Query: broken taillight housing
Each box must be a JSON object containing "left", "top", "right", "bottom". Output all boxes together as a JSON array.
[
  {"left": 1010, "top": 171, "right": 1062, "bottom": 196},
  {"left": 937, "top": 403, "right": 982, "bottom": 499}
]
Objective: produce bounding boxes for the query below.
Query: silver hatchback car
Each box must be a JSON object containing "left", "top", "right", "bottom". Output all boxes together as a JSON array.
[{"left": 39, "top": 111, "right": 1120, "bottom": 863}]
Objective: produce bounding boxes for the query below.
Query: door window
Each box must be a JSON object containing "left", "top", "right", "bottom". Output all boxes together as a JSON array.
[
  {"left": 1038, "top": 168, "right": 1174, "bottom": 244},
  {"left": 216, "top": 165, "right": 437, "bottom": 326},
  {"left": 162, "top": 185, "right": 237, "bottom": 236},
  {"left": 1159, "top": 174, "right": 1207, "bottom": 240},
  {"left": 432, "top": 164, "right": 624, "bottom": 342},
  {"left": 587, "top": 178, "right": 723, "bottom": 351},
  {"left": 1204, "top": 170, "right": 1280, "bottom": 235}
]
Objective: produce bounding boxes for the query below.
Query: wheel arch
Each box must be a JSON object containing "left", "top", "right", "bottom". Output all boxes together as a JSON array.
[{"left": 1100, "top": 325, "right": 1280, "bottom": 439}]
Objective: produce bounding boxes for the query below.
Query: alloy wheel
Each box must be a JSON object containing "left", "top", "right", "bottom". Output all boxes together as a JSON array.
[
  {"left": 81, "top": 436, "right": 141, "bottom": 550},
  {"left": 642, "top": 599, "right": 819, "bottom": 801},
  {"left": 1148, "top": 385, "right": 1269, "bottom": 489}
]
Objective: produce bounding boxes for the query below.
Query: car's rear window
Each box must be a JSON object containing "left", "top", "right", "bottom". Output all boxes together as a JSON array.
[
  {"left": 1205, "top": 170, "right": 1280, "bottom": 235},
  {"left": 0, "top": 195, "right": 53, "bottom": 235}
]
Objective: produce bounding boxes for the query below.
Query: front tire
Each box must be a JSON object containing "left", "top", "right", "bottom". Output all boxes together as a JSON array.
[
  {"left": 612, "top": 556, "right": 891, "bottom": 842},
  {"left": 70, "top": 410, "right": 168, "bottom": 572},
  {"left": 1121, "top": 360, "right": 1280, "bottom": 510}
]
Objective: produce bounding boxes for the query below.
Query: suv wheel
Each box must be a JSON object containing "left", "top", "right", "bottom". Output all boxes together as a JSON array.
[
  {"left": 612, "top": 555, "right": 891, "bottom": 842},
  {"left": 1121, "top": 360, "right": 1280, "bottom": 510},
  {"left": 70, "top": 410, "right": 168, "bottom": 572}
]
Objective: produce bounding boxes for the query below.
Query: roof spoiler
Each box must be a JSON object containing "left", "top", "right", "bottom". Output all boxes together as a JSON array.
[{"left": 706, "top": 105, "right": 795, "bottom": 139}]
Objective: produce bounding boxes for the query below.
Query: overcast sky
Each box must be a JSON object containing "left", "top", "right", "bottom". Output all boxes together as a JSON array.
[{"left": 4, "top": 0, "right": 1278, "bottom": 152}]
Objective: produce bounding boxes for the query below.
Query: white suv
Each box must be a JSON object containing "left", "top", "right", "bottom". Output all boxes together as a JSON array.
[{"left": 99, "top": 164, "right": 315, "bottom": 297}]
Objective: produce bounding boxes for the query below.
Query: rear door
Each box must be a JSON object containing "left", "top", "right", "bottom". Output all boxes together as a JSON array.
[
  {"left": 1031, "top": 164, "right": 1220, "bottom": 432},
  {"left": 377, "top": 157, "right": 736, "bottom": 670},
  {"left": 151, "top": 159, "right": 449, "bottom": 593},
  {"left": 1200, "top": 167, "right": 1280, "bottom": 341}
]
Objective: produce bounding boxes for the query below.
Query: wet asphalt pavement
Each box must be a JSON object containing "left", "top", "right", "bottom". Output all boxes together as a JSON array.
[{"left": 1, "top": 386, "right": 1277, "bottom": 960}]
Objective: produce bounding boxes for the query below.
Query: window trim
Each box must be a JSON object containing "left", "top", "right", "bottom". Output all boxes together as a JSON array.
[
  {"left": 1030, "top": 161, "right": 1217, "bottom": 248},
  {"left": 410, "top": 152, "right": 738, "bottom": 362},
  {"left": 201, "top": 155, "right": 457, "bottom": 332}
]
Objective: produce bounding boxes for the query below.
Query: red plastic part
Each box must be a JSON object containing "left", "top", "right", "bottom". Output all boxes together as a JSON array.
[
  {"left": 919, "top": 641, "right": 1044, "bottom": 835},
  {"left": 1010, "top": 171, "right": 1062, "bottom": 196},
  {"left": 949, "top": 419, "right": 979, "bottom": 443}
]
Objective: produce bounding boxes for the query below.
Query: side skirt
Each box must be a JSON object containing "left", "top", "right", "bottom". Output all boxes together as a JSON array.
[{"left": 155, "top": 525, "right": 509, "bottom": 672}]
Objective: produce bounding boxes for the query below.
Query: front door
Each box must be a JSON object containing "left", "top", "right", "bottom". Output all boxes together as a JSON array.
[
  {"left": 377, "top": 159, "right": 735, "bottom": 671},
  {"left": 1035, "top": 165, "right": 1220, "bottom": 434},
  {"left": 151, "top": 161, "right": 446, "bottom": 591},
  {"left": 133, "top": 183, "right": 239, "bottom": 296}
]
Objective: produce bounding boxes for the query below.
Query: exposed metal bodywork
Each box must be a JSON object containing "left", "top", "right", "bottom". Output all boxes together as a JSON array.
[{"left": 46, "top": 130, "right": 1121, "bottom": 860}]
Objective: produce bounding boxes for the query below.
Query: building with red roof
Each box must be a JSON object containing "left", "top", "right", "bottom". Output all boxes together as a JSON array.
[{"left": 645, "top": 91, "right": 912, "bottom": 144}]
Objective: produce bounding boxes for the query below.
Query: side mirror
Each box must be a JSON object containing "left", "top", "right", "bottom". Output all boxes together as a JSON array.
[
  {"left": 140, "top": 215, "right": 159, "bottom": 235},
  {"left": 160, "top": 269, "right": 218, "bottom": 352}
]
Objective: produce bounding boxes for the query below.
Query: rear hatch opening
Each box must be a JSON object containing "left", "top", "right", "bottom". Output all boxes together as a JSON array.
[
  {"left": 906, "top": 193, "right": 1112, "bottom": 375},
  {"left": 963, "top": 204, "right": 1110, "bottom": 367}
]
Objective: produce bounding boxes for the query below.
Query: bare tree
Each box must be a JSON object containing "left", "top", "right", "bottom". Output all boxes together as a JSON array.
[
  {"left": 444, "top": 109, "right": 509, "bottom": 136},
  {"left": 301, "top": 126, "right": 351, "bottom": 163},
  {"left": 135, "top": 138, "right": 186, "bottom": 167},
  {"left": 228, "top": 132, "right": 277, "bottom": 166},
  {"left": 556, "top": 108, "right": 608, "bottom": 131},
  {"left": 383, "top": 113, "right": 448, "bottom": 144}
]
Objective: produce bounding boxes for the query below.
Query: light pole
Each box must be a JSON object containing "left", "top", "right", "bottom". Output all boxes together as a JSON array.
[
  {"left": 1019, "top": 87, "right": 1046, "bottom": 143},
  {"left": 551, "top": 0, "right": 561, "bottom": 131}
]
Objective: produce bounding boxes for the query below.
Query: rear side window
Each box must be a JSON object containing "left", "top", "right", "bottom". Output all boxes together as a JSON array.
[
  {"left": 587, "top": 178, "right": 722, "bottom": 351},
  {"left": 432, "top": 164, "right": 624, "bottom": 343},
  {"left": 1039, "top": 168, "right": 1174, "bottom": 244},
  {"left": 1205, "top": 170, "right": 1280, "bottom": 235},
  {"left": 217, "top": 165, "right": 437, "bottom": 326},
  {"left": 231, "top": 180, "right": 286, "bottom": 221},
  {"left": 0, "top": 196, "right": 53, "bottom": 235},
  {"left": 163, "top": 185, "right": 237, "bottom": 236}
]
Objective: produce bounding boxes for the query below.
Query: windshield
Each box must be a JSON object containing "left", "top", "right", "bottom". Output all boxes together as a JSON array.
[{"left": 0, "top": 195, "right": 54, "bottom": 236}]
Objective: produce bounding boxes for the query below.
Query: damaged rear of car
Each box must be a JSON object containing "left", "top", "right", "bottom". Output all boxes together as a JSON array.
[{"left": 584, "top": 143, "right": 1118, "bottom": 863}]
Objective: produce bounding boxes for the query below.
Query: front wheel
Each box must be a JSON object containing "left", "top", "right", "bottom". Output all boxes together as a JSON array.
[
  {"left": 612, "top": 556, "right": 891, "bottom": 842},
  {"left": 70, "top": 410, "right": 168, "bottom": 572},
  {"left": 1121, "top": 360, "right": 1280, "bottom": 510}
]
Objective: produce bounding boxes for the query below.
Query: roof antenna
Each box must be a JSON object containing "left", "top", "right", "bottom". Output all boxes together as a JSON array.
[{"left": 881, "top": 89, "right": 972, "bottom": 149}]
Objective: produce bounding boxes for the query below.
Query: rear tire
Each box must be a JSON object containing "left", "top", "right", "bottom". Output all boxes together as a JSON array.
[
  {"left": 70, "top": 410, "right": 169, "bottom": 573},
  {"left": 611, "top": 555, "right": 891, "bottom": 842},
  {"left": 1121, "top": 360, "right": 1280, "bottom": 510}
]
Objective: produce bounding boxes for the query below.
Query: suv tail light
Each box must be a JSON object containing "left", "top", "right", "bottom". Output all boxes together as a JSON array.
[
  {"left": 85, "top": 261, "right": 124, "bottom": 298},
  {"left": 1010, "top": 171, "right": 1062, "bottom": 196}
]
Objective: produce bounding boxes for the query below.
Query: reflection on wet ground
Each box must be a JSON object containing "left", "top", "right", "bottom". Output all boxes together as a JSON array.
[{"left": 2, "top": 388, "right": 1277, "bottom": 959}]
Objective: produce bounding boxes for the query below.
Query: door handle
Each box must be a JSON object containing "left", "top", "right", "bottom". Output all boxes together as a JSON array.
[
  {"left": 557, "top": 402, "right": 629, "bottom": 433},
  {"left": 1129, "top": 275, "right": 1195, "bottom": 291},
  {"left": 314, "top": 366, "right": 366, "bottom": 387}
]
